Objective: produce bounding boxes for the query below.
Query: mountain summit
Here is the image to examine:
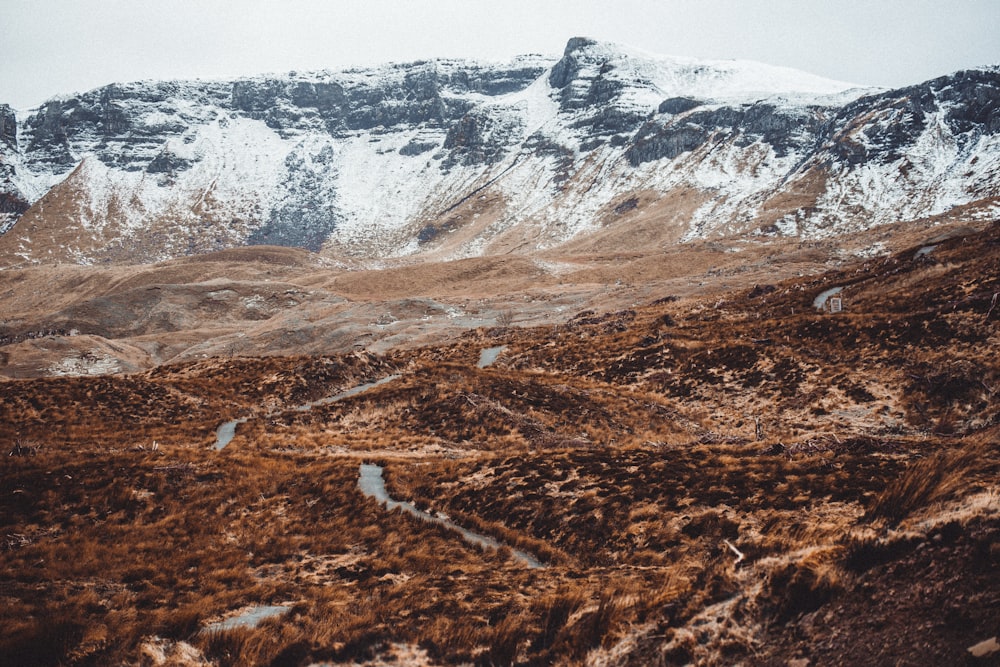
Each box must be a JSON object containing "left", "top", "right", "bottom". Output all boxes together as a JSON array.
[{"left": 0, "top": 39, "right": 997, "bottom": 265}]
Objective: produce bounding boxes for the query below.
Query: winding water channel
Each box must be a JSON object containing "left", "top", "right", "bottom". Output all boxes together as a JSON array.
[
  {"left": 358, "top": 464, "right": 545, "bottom": 569},
  {"left": 201, "top": 352, "right": 540, "bottom": 637},
  {"left": 813, "top": 286, "right": 844, "bottom": 310},
  {"left": 215, "top": 345, "right": 501, "bottom": 449},
  {"left": 213, "top": 375, "right": 401, "bottom": 450},
  {"left": 293, "top": 374, "right": 400, "bottom": 411},
  {"left": 212, "top": 356, "right": 543, "bottom": 566}
]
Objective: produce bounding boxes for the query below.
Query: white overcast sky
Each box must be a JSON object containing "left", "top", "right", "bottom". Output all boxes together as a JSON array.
[{"left": 1, "top": 0, "right": 998, "bottom": 109}]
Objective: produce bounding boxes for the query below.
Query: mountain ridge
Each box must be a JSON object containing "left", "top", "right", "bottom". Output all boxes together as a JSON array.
[{"left": 0, "top": 38, "right": 997, "bottom": 266}]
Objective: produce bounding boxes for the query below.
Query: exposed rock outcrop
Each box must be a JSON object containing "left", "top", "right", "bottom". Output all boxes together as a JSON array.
[{"left": 0, "top": 41, "right": 996, "bottom": 265}]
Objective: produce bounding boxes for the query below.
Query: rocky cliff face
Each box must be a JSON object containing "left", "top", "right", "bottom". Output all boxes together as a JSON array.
[
  {"left": 0, "top": 104, "right": 31, "bottom": 235},
  {"left": 0, "top": 39, "right": 997, "bottom": 265}
]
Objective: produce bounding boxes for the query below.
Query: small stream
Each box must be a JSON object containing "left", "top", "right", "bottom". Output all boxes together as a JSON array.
[
  {"left": 294, "top": 374, "right": 401, "bottom": 411},
  {"left": 813, "top": 286, "right": 843, "bottom": 310},
  {"left": 213, "top": 375, "right": 400, "bottom": 450},
  {"left": 359, "top": 464, "right": 545, "bottom": 569}
]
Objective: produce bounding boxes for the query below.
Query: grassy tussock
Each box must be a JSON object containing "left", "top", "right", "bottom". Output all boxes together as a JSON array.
[{"left": 864, "top": 443, "right": 984, "bottom": 526}]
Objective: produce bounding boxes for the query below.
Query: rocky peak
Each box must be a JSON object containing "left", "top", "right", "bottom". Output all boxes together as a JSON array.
[
  {"left": 548, "top": 37, "right": 598, "bottom": 88},
  {"left": 548, "top": 37, "right": 633, "bottom": 112}
]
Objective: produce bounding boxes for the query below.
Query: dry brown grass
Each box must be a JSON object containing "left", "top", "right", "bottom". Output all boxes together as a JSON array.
[
  {"left": 2, "top": 221, "right": 999, "bottom": 664},
  {"left": 864, "top": 443, "right": 985, "bottom": 526}
]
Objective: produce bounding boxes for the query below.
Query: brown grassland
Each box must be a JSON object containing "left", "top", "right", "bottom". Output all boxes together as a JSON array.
[{"left": 1, "top": 221, "right": 999, "bottom": 665}]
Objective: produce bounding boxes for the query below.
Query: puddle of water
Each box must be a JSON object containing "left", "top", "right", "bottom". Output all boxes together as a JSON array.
[
  {"left": 214, "top": 418, "right": 246, "bottom": 450},
  {"left": 477, "top": 345, "right": 506, "bottom": 368},
  {"left": 203, "top": 605, "right": 289, "bottom": 632},
  {"left": 359, "top": 464, "right": 544, "bottom": 569},
  {"left": 813, "top": 286, "right": 843, "bottom": 310}
]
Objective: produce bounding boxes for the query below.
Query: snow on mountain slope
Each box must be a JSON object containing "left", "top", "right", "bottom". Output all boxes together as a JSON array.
[
  {"left": 0, "top": 39, "right": 997, "bottom": 266},
  {"left": 548, "top": 38, "right": 865, "bottom": 108}
]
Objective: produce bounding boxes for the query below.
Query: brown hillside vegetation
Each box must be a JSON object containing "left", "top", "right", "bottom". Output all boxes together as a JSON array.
[
  {"left": 0, "top": 213, "right": 981, "bottom": 377},
  {"left": 1, "top": 221, "right": 999, "bottom": 665}
]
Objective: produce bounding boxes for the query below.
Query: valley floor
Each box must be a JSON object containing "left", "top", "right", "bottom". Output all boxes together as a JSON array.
[{"left": 1, "top": 220, "right": 999, "bottom": 666}]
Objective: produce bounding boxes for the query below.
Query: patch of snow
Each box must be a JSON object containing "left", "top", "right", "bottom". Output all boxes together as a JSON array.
[
  {"left": 242, "top": 294, "right": 266, "bottom": 310},
  {"left": 49, "top": 352, "right": 121, "bottom": 376},
  {"left": 565, "top": 39, "right": 873, "bottom": 105},
  {"left": 852, "top": 242, "right": 888, "bottom": 259},
  {"left": 4, "top": 42, "right": 995, "bottom": 264}
]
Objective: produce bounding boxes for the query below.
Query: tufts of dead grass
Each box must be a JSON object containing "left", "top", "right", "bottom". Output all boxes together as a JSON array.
[{"left": 864, "top": 443, "right": 984, "bottom": 526}]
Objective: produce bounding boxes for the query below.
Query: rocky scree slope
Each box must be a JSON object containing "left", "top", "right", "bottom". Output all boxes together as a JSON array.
[{"left": 0, "top": 38, "right": 998, "bottom": 265}]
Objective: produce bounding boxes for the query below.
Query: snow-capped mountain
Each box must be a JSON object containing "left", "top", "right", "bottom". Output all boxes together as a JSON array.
[{"left": 1, "top": 37, "right": 998, "bottom": 265}]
